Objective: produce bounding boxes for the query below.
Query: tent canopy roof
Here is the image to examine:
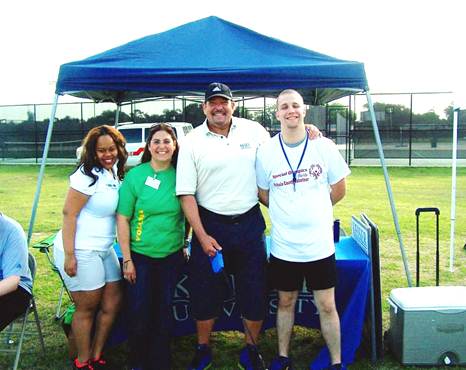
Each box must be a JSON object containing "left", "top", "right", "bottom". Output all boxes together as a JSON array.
[{"left": 56, "top": 16, "right": 367, "bottom": 105}]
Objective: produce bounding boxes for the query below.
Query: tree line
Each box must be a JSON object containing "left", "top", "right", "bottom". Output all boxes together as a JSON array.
[{"left": 0, "top": 100, "right": 463, "bottom": 145}]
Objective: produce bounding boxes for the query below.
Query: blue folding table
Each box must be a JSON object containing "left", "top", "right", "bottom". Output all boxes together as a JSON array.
[{"left": 110, "top": 235, "right": 370, "bottom": 369}]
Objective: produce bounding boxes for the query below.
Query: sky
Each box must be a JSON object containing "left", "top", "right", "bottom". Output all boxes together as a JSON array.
[{"left": 0, "top": 0, "right": 464, "bottom": 115}]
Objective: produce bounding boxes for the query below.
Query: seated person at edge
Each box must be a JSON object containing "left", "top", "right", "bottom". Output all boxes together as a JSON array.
[
  {"left": 176, "top": 82, "right": 322, "bottom": 370},
  {"left": 255, "top": 89, "right": 350, "bottom": 370},
  {"left": 0, "top": 212, "right": 32, "bottom": 332},
  {"left": 53, "top": 125, "right": 128, "bottom": 370},
  {"left": 117, "top": 123, "right": 190, "bottom": 370}
]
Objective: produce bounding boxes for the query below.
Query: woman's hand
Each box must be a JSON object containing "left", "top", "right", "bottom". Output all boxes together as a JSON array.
[
  {"left": 123, "top": 260, "right": 136, "bottom": 284},
  {"left": 183, "top": 247, "right": 190, "bottom": 262},
  {"left": 61, "top": 188, "right": 89, "bottom": 278},
  {"left": 64, "top": 253, "right": 78, "bottom": 277}
]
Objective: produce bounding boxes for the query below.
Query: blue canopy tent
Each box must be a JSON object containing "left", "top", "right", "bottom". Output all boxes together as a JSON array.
[
  {"left": 30, "top": 14, "right": 411, "bottom": 295},
  {"left": 31, "top": 15, "right": 412, "bottom": 281},
  {"left": 55, "top": 16, "right": 367, "bottom": 105}
]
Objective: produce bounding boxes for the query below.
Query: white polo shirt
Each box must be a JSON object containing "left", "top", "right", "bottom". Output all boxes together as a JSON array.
[
  {"left": 176, "top": 117, "right": 270, "bottom": 215},
  {"left": 54, "top": 166, "right": 120, "bottom": 252}
]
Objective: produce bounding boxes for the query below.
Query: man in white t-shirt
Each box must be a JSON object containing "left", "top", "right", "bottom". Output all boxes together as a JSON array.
[{"left": 256, "top": 89, "right": 350, "bottom": 370}]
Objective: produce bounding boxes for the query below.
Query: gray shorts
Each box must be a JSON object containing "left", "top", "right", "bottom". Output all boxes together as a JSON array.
[{"left": 53, "top": 246, "right": 121, "bottom": 292}]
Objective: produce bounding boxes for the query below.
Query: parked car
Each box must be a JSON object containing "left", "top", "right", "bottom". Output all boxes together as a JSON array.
[{"left": 76, "top": 122, "right": 193, "bottom": 166}]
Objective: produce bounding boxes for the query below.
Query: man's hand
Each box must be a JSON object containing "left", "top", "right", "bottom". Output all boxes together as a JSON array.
[
  {"left": 305, "top": 124, "right": 323, "bottom": 140},
  {"left": 198, "top": 234, "right": 222, "bottom": 257},
  {"left": 0, "top": 275, "right": 20, "bottom": 297}
]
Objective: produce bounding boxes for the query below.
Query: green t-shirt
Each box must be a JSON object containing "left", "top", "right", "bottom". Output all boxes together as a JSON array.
[{"left": 117, "top": 162, "right": 184, "bottom": 258}]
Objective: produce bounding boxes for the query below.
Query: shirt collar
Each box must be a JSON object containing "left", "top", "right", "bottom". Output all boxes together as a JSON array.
[{"left": 202, "top": 117, "right": 238, "bottom": 137}]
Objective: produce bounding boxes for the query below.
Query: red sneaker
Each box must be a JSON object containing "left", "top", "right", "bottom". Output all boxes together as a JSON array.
[
  {"left": 91, "top": 355, "right": 108, "bottom": 370},
  {"left": 72, "top": 358, "right": 94, "bottom": 370}
]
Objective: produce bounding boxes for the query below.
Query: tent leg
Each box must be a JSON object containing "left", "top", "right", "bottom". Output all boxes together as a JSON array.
[
  {"left": 27, "top": 94, "right": 60, "bottom": 245},
  {"left": 365, "top": 91, "right": 413, "bottom": 287},
  {"left": 449, "top": 108, "right": 460, "bottom": 272}
]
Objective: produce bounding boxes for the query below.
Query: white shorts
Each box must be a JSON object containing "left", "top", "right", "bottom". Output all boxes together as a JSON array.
[{"left": 53, "top": 246, "right": 122, "bottom": 292}]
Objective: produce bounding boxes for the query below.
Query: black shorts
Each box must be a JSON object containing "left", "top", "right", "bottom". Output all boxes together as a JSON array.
[
  {"left": 0, "top": 286, "right": 31, "bottom": 331},
  {"left": 268, "top": 254, "right": 337, "bottom": 292}
]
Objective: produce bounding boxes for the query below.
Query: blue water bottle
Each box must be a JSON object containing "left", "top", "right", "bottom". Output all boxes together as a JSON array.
[{"left": 210, "top": 250, "right": 224, "bottom": 274}]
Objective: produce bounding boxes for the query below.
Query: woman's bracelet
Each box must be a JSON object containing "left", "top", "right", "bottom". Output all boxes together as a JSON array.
[{"left": 123, "top": 259, "right": 132, "bottom": 264}]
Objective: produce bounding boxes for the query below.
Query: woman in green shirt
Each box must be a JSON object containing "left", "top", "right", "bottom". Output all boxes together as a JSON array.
[{"left": 117, "top": 124, "right": 188, "bottom": 370}]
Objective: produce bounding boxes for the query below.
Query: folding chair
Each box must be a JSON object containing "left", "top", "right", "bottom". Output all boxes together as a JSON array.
[
  {"left": 0, "top": 253, "right": 46, "bottom": 370},
  {"left": 32, "top": 233, "right": 72, "bottom": 319}
]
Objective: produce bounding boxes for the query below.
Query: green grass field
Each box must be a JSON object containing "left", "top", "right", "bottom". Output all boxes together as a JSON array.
[{"left": 0, "top": 165, "right": 465, "bottom": 369}]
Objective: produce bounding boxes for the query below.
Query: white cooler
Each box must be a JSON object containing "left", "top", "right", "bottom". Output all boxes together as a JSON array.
[{"left": 388, "top": 286, "right": 466, "bottom": 366}]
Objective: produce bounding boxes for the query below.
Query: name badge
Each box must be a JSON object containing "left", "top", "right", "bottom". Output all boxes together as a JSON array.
[{"left": 145, "top": 176, "right": 160, "bottom": 190}]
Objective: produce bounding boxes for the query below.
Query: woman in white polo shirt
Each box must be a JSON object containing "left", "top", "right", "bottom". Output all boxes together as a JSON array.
[{"left": 54, "top": 125, "right": 128, "bottom": 370}]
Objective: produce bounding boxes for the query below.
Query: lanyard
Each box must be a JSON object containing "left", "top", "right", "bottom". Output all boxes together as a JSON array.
[{"left": 278, "top": 131, "right": 308, "bottom": 191}]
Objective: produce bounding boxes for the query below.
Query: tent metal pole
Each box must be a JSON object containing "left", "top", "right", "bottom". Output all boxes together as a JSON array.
[
  {"left": 34, "top": 105, "right": 38, "bottom": 163},
  {"left": 365, "top": 91, "right": 413, "bottom": 287},
  {"left": 347, "top": 95, "right": 352, "bottom": 165},
  {"left": 27, "top": 94, "right": 60, "bottom": 245},
  {"left": 449, "top": 107, "right": 460, "bottom": 272},
  {"left": 408, "top": 94, "right": 413, "bottom": 166},
  {"left": 115, "top": 104, "right": 121, "bottom": 127}
]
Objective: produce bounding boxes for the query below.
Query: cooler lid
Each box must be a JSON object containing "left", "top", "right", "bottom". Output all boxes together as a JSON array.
[{"left": 389, "top": 286, "right": 466, "bottom": 311}]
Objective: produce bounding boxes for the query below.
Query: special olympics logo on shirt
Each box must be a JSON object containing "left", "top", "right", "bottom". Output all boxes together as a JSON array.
[{"left": 309, "top": 164, "right": 323, "bottom": 179}]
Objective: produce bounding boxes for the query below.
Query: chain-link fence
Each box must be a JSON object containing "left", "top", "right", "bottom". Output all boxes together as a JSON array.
[
  {"left": 0, "top": 92, "right": 460, "bottom": 165},
  {"left": 350, "top": 92, "right": 463, "bottom": 165}
]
